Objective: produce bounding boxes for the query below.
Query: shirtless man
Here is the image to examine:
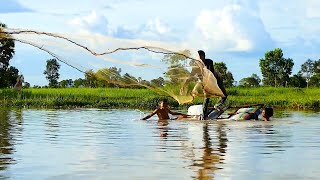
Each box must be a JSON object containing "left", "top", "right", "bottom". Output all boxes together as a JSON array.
[
  {"left": 141, "top": 99, "right": 190, "bottom": 120},
  {"left": 180, "top": 50, "right": 228, "bottom": 120}
]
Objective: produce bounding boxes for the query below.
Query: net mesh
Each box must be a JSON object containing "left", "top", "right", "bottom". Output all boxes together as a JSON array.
[{"left": 0, "top": 27, "right": 224, "bottom": 104}]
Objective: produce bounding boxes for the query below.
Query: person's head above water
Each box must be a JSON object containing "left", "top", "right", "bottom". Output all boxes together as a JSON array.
[
  {"left": 262, "top": 107, "right": 273, "bottom": 121},
  {"left": 198, "top": 50, "right": 205, "bottom": 60},
  {"left": 159, "top": 98, "right": 168, "bottom": 109}
]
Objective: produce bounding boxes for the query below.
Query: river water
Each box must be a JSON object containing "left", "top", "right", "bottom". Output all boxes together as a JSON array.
[{"left": 0, "top": 108, "right": 319, "bottom": 179}]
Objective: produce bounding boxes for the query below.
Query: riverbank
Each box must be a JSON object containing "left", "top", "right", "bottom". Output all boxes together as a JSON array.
[{"left": 0, "top": 87, "right": 319, "bottom": 109}]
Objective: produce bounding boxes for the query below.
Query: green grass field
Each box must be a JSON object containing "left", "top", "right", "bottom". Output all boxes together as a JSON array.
[{"left": 0, "top": 87, "right": 319, "bottom": 109}]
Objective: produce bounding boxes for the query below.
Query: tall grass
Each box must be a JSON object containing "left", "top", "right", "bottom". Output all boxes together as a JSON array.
[
  {"left": 0, "top": 87, "right": 319, "bottom": 109},
  {"left": 226, "top": 87, "right": 320, "bottom": 109}
]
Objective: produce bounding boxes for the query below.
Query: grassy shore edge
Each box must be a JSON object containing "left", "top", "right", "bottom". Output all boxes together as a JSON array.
[{"left": 1, "top": 87, "right": 319, "bottom": 110}]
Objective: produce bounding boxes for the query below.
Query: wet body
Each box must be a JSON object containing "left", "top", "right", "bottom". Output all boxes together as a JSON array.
[{"left": 141, "top": 99, "right": 190, "bottom": 120}]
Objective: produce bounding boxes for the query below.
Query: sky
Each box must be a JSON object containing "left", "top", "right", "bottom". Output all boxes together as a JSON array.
[{"left": 1, "top": 0, "right": 320, "bottom": 86}]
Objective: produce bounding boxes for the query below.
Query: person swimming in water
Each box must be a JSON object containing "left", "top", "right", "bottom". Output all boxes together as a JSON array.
[
  {"left": 141, "top": 98, "right": 190, "bottom": 120},
  {"left": 227, "top": 105, "right": 273, "bottom": 121}
]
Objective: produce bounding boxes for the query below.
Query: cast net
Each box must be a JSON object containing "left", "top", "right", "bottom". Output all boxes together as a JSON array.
[{"left": 0, "top": 27, "right": 225, "bottom": 104}]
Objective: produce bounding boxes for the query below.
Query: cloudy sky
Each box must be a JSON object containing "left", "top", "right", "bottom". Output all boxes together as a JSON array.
[{"left": 1, "top": 0, "right": 320, "bottom": 86}]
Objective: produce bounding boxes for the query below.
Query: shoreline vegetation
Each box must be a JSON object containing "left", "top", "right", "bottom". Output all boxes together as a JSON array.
[{"left": 0, "top": 87, "right": 319, "bottom": 110}]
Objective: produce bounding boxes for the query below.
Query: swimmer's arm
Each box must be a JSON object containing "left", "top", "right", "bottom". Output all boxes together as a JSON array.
[
  {"left": 168, "top": 109, "right": 187, "bottom": 116},
  {"left": 141, "top": 109, "right": 158, "bottom": 120}
]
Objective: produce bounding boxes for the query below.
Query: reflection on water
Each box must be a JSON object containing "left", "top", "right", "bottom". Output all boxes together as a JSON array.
[
  {"left": 0, "top": 109, "right": 12, "bottom": 173},
  {"left": 0, "top": 109, "right": 23, "bottom": 179},
  {"left": 44, "top": 110, "right": 60, "bottom": 140},
  {"left": 158, "top": 120, "right": 169, "bottom": 138},
  {"left": 194, "top": 123, "right": 227, "bottom": 179},
  {"left": 0, "top": 108, "right": 320, "bottom": 179}
]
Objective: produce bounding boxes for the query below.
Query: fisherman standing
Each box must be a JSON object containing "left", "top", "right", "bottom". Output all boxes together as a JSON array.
[
  {"left": 14, "top": 75, "right": 24, "bottom": 91},
  {"left": 197, "top": 50, "right": 228, "bottom": 119}
]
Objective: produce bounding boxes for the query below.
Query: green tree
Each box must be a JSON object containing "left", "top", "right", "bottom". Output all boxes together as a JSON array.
[
  {"left": 213, "top": 62, "right": 234, "bottom": 88},
  {"left": 162, "top": 50, "right": 191, "bottom": 65},
  {"left": 289, "top": 74, "right": 307, "bottom": 88},
  {"left": 0, "top": 23, "right": 15, "bottom": 70},
  {"left": 44, "top": 59, "right": 60, "bottom": 88},
  {"left": 150, "top": 77, "right": 165, "bottom": 87},
  {"left": 239, "top": 74, "right": 261, "bottom": 87},
  {"left": 314, "top": 60, "right": 320, "bottom": 74},
  {"left": 73, "top": 78, "right": 86, "bottom": 88},
  {"left": 6, "top": 66, "right": 19, "bottom": 88},
  {"left": 162, "top": 50, "right": 191, "bottom": 85},
  {"left": 59, "top": 80, "right": 68, "bottom": 88},
  {"left": 308, "top": 60, "right": 320, "bottom": 87},
  {"left": 300, "top": 59, "right": 315, "bottom": 88},
  {"left": 85, "top": 70, "right": 98, "bottom": 88},
  {"left": 122, "top": 73, "right": 138, "bottom": 87},
  {"left": 164, "top": 64, "right": 190, "bottom": 84},
  {"left": 0, "top": 23, "right": 16, "bottom": 88},
  {"left": 225, "top": 71, "right": 234, "bottom": 87},
  {"left": 23, "top": 82, "right": 30, "bottom": 88},
  {"left": 96, "top": 67, "right": 122, "bottom": 87},
  {"left": 59, "top": 79, "right": 73, "bottom": 88},
  {"left": 140, "top": 79, "right": 150, "bottom": 86},
  {"left": 259, "top": 48, "right": 294, "bottom": 87},
  {"left": 309, "top": 74, "right": 320, "bottom": 87},
  {"left": 0, "top": 66, "right": 20, "bottom": 88},
  {"left": 33, "top": 85, "right": 41, "bottom": 88}
]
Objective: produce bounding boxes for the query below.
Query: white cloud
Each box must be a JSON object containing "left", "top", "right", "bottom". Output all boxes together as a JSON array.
[
  {"left": 111, "top": 17, "right": 174, "bottom": 41},
  {"left": 4, "top": 0, "right": 320, "bottom": 85},
  {"left": 68, "top": 11, "right": 172, "bottom": 42},
  {"left": 190, "top": 3, "right": 273, "bottom": 53},
  {"left": 69, "top": 11, "right": 109, "bottom": 34},
  {"left": 134, "top": 18, "right": 174, "bottom": 41},
  {"left": 259, "top": 0, "right": 320, "bottom": 59},
  {"left": 146, "top": 18, "right": 170, "bottom": 34}
]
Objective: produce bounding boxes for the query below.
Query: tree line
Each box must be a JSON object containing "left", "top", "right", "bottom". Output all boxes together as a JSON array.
[
  {"left": 238, "top": 48, "right": 320, "bottom": 88},
  {"left": 1, "top": 22, "right": 319, "bottom": 89},
  {"left": 42, "top": 59, "right": 165, "bottom": 88},
  {"left": 41, "top": 49, "right": 319, "bottom": 89}
]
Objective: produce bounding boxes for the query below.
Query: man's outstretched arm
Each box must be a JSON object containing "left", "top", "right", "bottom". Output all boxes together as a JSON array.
[{"left": 141, "top": 109, "right": 158, "bottom": 120}]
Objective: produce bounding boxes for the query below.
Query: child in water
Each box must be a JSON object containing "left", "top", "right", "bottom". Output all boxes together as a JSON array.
[{"left": 141, "top": 99, "right": 190, "bottom": 120}]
